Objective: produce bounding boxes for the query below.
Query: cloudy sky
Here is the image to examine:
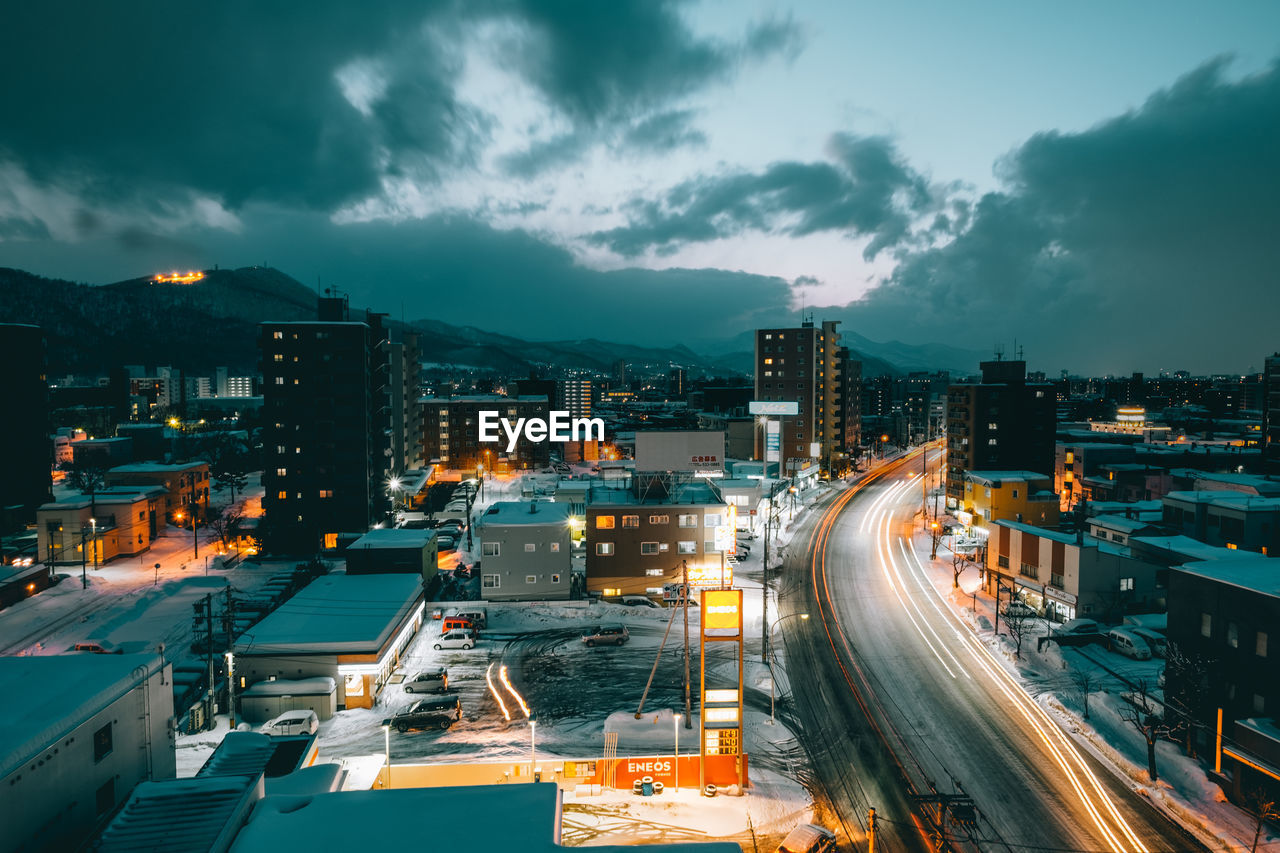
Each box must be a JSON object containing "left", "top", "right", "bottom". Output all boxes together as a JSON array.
[{"left": 2, "top": 1, "right": 1277, "bottom": 373}]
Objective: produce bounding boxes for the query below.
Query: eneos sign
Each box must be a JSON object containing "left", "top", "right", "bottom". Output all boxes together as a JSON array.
[{"left": 702, "top": 589, "right": 742, "bottom": 633}]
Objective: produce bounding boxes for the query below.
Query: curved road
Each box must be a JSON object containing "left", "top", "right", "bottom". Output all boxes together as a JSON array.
[{"left": 778, "top": 451, "right": 1204, "bottom": 853}]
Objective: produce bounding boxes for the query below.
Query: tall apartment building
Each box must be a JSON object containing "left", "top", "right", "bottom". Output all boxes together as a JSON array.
[
  {"left": 259, "top": 300, "right": 389, "bottom": 552},
  {"left": 557, "top": 378, "right": 594, "bottom": 418},
  {"left": 945, "top": 359, "right": 1055, "bottom": 507},
  {"left": 1264, "top": 353, "right": 1280, "bottom": 475},
  {"left": 383, "top": 328, "right": 421, "bottom": 474},
  {"left": 419, "top": 395, "right": 552, "bottom": 473},
  {"left": 753, "top": 320, "right": 847, "bottom": 472},
  {"left": 836, "top": 347, "right": 862, "bottom": 469},
  {"left": 667, "top": 368, "right": 686, "bottom": 398},
  {"left": 0, "top": 323, "right": 52, "bottom": 531}
]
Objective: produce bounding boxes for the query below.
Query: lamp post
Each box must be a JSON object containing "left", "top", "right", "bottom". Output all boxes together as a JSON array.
[
  {"left": 766, "top": 613, "right": 809, "bottom": 724},
  {"left": 673, "top": 712, "right": 681, "bottom": 791},
  {"left": 80, "top": 523, "right": 89, "bottom": 589},
  {"left": 382, "top": 722, "right": 391, "bottom": 788},
  {"left": 388, "top": 476, "right": 402, "bottom": 520},
  {"left": 930, "top": 521, "right": 941, "bottom": 560},
  {"left": 881, "top": 434, "right": 890, "bottom": 460},
  {"left": 528, "top": 714, "right": 537, "bottom": 781},
  {"left": 90, "top": 517, "right": 98, "bottom": 569}
]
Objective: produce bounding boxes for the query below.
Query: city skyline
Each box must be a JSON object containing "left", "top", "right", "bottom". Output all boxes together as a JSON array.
[{"left": 2, "top": 2, "right": 1277, "bottom": 373}]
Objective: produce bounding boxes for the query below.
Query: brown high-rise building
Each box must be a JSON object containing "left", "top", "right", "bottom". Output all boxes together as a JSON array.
[
  {"left": 1264, "top": 353, "right": 1280, "bottom": 476},
  {"left": 419, "top": 396, "right": 551, "bottom": 473},
  {"left": 0, "top": 324, "right": 52, "bottom": 532},
  {"left": 753, "top": 320, "right": 851, "bottom": 473},
  {"left": 945, "top": 359, "right": 1055, "bottom": 508}
]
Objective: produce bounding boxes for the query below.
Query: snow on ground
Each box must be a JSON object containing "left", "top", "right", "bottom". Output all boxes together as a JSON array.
[{"left": 907, "top": 531, "right": 1279, "bottom": 852}]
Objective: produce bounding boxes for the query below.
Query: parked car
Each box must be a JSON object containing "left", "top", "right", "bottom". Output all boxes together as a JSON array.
[
  {"left": 260, "top": 709, "right": 319, "bottom": 736},
  {"left": 1053, "top": 618, "right": 1101, "bottom": 637},
  {"left": 582, "top": 625, "right": 629, "bottom": 647},
  {"left": 391, "top": 696, "right": 462, "bottom": 732},
  {"left": 73, "top": 642, "right": 120, "bottom": 654},
  {"left": 619, "top": 595, "right": 659, "bottom": 608},
  {"left": 441, "top": 616, "right": 477, "bottom": 636},
  {"left": 436, "top": 535, "right": 456, "bottom": 551},
  {"left": 449, "top": 608, "right": 487, "bottom": 629},
  {"left": 776, "top": 823, "right": 837, "bottom": 853},
  {"left": 1107, "top": 628, "right": 1152, "bottom": 660},
  {"left": 1130, "top": 627, "right": 1167, "bottom": 658},
  {"left": 403, "top": 667, "right": 449, "bottom": 693},
  {"left": 433, "top": 629, "right": 477, "bottom": 650}
]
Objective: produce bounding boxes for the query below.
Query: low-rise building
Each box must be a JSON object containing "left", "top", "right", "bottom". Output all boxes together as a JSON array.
[
  {"left": 477, "top": 501, "right": 572, "bottom": 600},
  {"left": 36, "top": 489, "right": 159, "bottom": 565},
  {"left": 986, "top": 520, "right": 1165, "bottom": 621},
  {"left": 0, "top": 654, "right": 175, "bottom": 852},
  {"left": 72, "top": 436, "right": 134, "bottom": 467},
  {"left": 106, "top": 461, "right": 210, "bottom": 522},
  {"left": 1160, "top": 490, "right": 1280, "bottom": 556},
  {"left": 958, "top": 471, "right": 1059, "bottom": 532},
  {"left": 343, "top": 528, "right": 438, "bottom": 583},
  {"left": 234, "top": 573, "right": 424, "bottom": 710}
]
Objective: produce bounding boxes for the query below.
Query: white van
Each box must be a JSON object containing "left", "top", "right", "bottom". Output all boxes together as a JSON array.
[
  {"left": 260, "top": 709, "right": 319, "bottom": 736},
  {"left": 1130, "top": 627, "right": 1167, "bottom": 658},
  {"left": 1107, "top": 628, "right": 1152, "bottom": 660},
  {"left": 776, "top": 823, "right": 836, "bottom": 853}
]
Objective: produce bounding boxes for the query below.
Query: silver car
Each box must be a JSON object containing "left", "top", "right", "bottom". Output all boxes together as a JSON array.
[{"left": 403, "top": 667, "right": 449, "bottom": 693}]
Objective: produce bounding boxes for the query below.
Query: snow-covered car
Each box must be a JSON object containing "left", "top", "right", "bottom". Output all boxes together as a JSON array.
[
  {"left": 260, "top": 709, "right": 319, "bottom": 736},
  {"left": 582, "top": 625, "right": 629, "bottom": 647},
  {"left": 403, "top": 668, "right": 449, "bottom": 693},
  {"left": 776, "top": 822, "right": 836, "bottom": 853},
  {"left": 390, "top": 696, "right": 461, "bottom": 732},
  {"left": 1052, "top": 618, "right": 1101, "bottom": 637},
  {"left": 619, "top": 595, "right": 659, "bottom": 608},
  {"left": 1002, "top": 601, "right": 1036, "bottom": 618}
]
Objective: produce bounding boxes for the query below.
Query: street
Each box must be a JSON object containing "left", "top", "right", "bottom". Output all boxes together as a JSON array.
[{"left": 780, "top": 452, "right": 1206, "bottom": 853}]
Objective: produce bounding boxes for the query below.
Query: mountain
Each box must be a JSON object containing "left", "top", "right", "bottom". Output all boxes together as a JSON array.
[{"left": 0, "top": 265, "right": 975, "bottom": 378}]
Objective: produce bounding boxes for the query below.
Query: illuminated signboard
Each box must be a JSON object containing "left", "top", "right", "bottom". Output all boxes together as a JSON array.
[
  {"left": 702, "top": 589, "right": 742, "bottom": 633},
  {"left": 765, "top": 421, "right": 780, "bottom": 463},
  {"left": 686, "top": 564, "right": 733, "bottom": 588},
  {"left": 713, "top": 504, "right": 737, "bottom": 554},
  {"left": 748, "top": 401, "right": 800, "bottom": 416}
]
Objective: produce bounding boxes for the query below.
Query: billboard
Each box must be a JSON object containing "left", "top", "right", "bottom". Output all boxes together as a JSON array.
[
  {"left": 702, "top": 589, "right": 743, "bottom": 634},
  {"left": 713, "top": 504, "right": 737, "bottom": 553},
  {"left": 635, "top": 430, "right": 725, "bottom": 473},
  {"left": 686, "top": 564, "right": 733, "bottom": 588},
  {"left": 748, "top": 401, "right": 799, "bottom": 416},
  {"left": 765, "top": 421, "right": 780, "bottom": 463}
]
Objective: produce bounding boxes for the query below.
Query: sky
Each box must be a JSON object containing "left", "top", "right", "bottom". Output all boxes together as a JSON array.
[{"left": 1, "top": 1, "right": 1277, "bottom": 374}]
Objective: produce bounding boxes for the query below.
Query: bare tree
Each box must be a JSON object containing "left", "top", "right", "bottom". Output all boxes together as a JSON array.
[
  {"left": 1162, "top": 640, "right": 1212, "bottom": 758},
  {"left": 1118, "top": 678, "right": 1182, "bottom": 782},
  {"left": 66, "top": 459, "right": 107, "bottom": 517},
  {"left": 205, "top": 506, "right": 243, "bottom": 549},
  {"left": 1247, "top": 788, "right": 1279, "bottom": 853},
  {"left": 1002, "top": 607, "right": 1035, "bottom": 659},
  {"left": 952, "top": 553, "right": 970, "bottom": 589},
  {"left": 1071, "top": 668, "right": 1097, "bottom": 720}
]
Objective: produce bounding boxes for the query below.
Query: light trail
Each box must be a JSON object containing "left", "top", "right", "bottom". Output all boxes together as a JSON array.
[
  {"left": 499, "top": 664, "right": 531, "bottom": 719},
  {"left": 486, "top": 662, "right": 511, "bottom": 721}
]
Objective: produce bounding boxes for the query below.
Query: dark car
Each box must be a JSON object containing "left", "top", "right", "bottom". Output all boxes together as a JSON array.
[
  {"left": 391, "top": 696, "right": 462, "bottom": 732},
  {"left": 582, "top": 625, "right": 629, "bottom": 647},
  {"left": 403, "top": 667, "right": 449, "bottom": 693}
]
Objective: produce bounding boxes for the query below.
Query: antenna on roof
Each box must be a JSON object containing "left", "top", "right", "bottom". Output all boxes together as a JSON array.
[{"left": 994, "top": 343, "right": 1005, "bottom": 362}]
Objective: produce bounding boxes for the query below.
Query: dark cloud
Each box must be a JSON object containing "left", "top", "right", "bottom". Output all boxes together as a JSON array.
[
  {"left": 623, "top": 109, "right": 707, "bottom": 153},
  {"left": 589, "top": 133, "right": 933, "bottom": 258},
  {"left": 836, "top": 57, "right": 1280, "bottom": 373}
]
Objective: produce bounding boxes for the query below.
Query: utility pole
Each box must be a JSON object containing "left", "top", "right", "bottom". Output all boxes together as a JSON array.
[
  {"left": 226, "top": 651, "right": 237, "bottom": 729},
  {"left": 191, "top": 499, "right": 199, "bottom": 560},
  {"left": 80, "top": 524, "right": 89, "bottom": 589},
  {"left": 922, "top": 442, "right": 929, "bottom": 527},
  {"left": 682, "top": 559, "right": 692, "bottom": 729},
  {"left": 203, "top": 593, "right": 215, "bottom": 730},
  {"left": 761, "top": 479, "right": 781, "bottom": 663},
  {"left": 868, "top": 807, "right": 877, "bottom": 853}
]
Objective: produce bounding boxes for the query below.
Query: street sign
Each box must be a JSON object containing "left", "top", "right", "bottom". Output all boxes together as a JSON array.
[{"left": 749, "top": 401, "right": 799, "bottom": 416}]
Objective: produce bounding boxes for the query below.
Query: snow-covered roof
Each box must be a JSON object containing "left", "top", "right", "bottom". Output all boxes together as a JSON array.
[
  {"left": 965, "top": 470, "right": 1053, "bottom": 484},
  {"left": 108, "top": 461, "right": 206, "bottom": 473},
  {"left": 1090, "top": 515, "right": 1153, "bottom": 533},
  {"left": 1172, "top": 557, "right": 1280, "bottom": 599},
  {"left": 347, "top": 528, "right": 436, "bottom": 550},
  {"left": 229, "top": 783, "right": 740, "bottom": 853},
  {"left": 241, "top": 677, "right": 336, "bottom": 697},
  {"left": 1162, "top": 490, "right": 1273, "bottom": 506},
  {"left": 481, "top": 501, "right": 572, "bottom": 526},
  {"left": 94, "top": 774, "right": 262, "bottom": 853},
  {"left": 234, "top": 574, "right": 423, "bottom": 656},
  {"left": 1130, "top": 535, "right": 1257, "bottom": 563},
  {"left": 586, "top": 482, "right": 723, "bottom": 507},
  {"left": 0, "top": 654, "right": 166, "bottom": 781},
  {"left": 198, "top": 730, "right": 316, "bottom": 780}
]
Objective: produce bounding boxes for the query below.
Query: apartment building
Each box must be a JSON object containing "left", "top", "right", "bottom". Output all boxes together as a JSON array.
[
  {"left": 418, "top": 395, "right": 552, "bottom": 473},
  {"left": 753, "top": 320, "right": 850, "bottom": 473},
  {"left": 477, "top": 501, "right": 572, "bottom": 601}
]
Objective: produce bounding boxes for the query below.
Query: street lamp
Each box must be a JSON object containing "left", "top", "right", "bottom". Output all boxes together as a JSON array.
[
  {"left": 90, "top": 517, "right": 98, "bottom": 569},
  {"left": 465, "top": 480, "right": 477, "bottom": 550},
  {"left": 766, "top": 613, "right": 809, "bottom": 724},
  {"left": 388, "top": 476, "right": 402, "bottom": 518},
  {"left": 930, "top": 521, "right": 941, "bottom": 559},
  {"left": 380, "top": 720, "right": 391, "bottom": 788},
  {"left": 881, "top": 434, "right": 890, "bottom": 460},
  {"left": 528, "top": 714, "right": 537, "bottom": 781}
]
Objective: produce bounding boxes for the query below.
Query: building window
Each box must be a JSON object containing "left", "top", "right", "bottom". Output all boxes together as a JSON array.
[
  {"left": 524, "top": 543, "right": 536, "bottom": 552},
  {"left": 272, "top": 331, "right": 283, "bottom": 340},
  {"left": 997, "top": 555, "right": 1009, "bottom": 569},
  {"left": 319, "top": 490, "right": 333, "bottom": 499},
  {"left": 275, "top": 376, "right": 284, "bottom": 385},
  {"left": 641, "top": 542, "right": 659, "bottom": 555},
  {"left": 276, "top": 444, "right": 287, "bottom": 454},
  {"left": 622, "top": 515, "right": 639, "bottom": 529},
  {"left": 1200, "top": 612, "right": 1212, "bottom": 638},
  {"left": 276, "top": 467, "right": 287, "bottom": 477},
  {"left": 1119, "top": 577, "right": 1134, "bottom": 591},
  {"left": 649, "top": 515, "right": 669, "bottom": 524},
  {"left": 1050, "top": 572, "right": 1064, "bottom": 589},
  {"left": 526, "top": 575, "right": 537, "bottom": 584},
  {"left": 988, "top": 438, "right": 997, "bottom": 445},
  {"left": 277, "top": 491, "right": 287, "bottom": 500},
  {"left": 704, "top": 541, "right": 718, "bottom": 552},
  {"left": 96, "top": 779, "right": 115, "bottom": 817},
  {"left": 596, "top": 516, "right": 615, "bottom": 529},
  {"left": 596, "top": 543, "right": 615, "bottom": 556},
  {"left": 704, "top": 514, "right": 721, "bottom": 528},
  {"left": 677, "top": 541, "right": 696, "bottom": 554},
  {"left": 273, "top": 353, "right": 284, "bottom": 362},
  {"left": 1227, "top": 622, "right": 1238, "bottom": 648},
  {"left": 483, "top": 574, "right": 500, "bottom": 589},
  {"left": 482, "top": 543, "right": 500, "bottom": 557},
  {"left": 551, "top": 574, "right": 561, "bottom": 584},
  {"left": 1258, "top": 632, "right": 1268, "bottom": 658},
  {"left": 645, "top": 568, "right": 663, "bottom": 576},
  {"left": 549, "top": 542, "right": 560, "bottom": 553},
  {"left": 1019, "top": 563, "right": 1037, "bottom": 579},
  {"left": 678, "top": 514, "right": 698, "bottom": 528},
  {"left": 94, "top": 722, "right": 113, "bottom": 762},
  {"left": 1012, "top": 489, "right": 1019, "bottom": 499}
]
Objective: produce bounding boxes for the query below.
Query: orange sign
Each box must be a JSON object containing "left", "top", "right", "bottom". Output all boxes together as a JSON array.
[
  {"left": 686, "top": 564, "right": 733, "bottom": 588},
  {"left": 702, "top": 589, "right": 742, "bottom": 633}
]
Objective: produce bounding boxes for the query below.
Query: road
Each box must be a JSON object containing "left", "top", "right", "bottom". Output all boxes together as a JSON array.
[{"left": 779, "top": 451, "right": 1205, "bottom": 853}]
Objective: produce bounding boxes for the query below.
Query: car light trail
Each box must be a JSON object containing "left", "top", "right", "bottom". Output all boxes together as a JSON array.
[
  {"left": 500, "top": 664, "right": 531, "bottom": 719},
  {"left": 486, "top": 663, "right": 511, "bottom": 721}
]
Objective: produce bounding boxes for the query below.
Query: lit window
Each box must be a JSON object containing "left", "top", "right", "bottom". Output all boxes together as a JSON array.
[
  {"left": 275, "top": 377, "right": 284, "bottom": 385},
  {"left": 1201, "top": 612, "right": 1212, "bottom": 638},
  {"left": 319, "top": 490, "right": 333, "bottom": 499},
  {"left": 551, "top": 574, "right": 561, "bottom": 584},
  {"left": 1258, "top": 632, "right": 1269, "bottom": 658},
  {"left": 704, "top": 514, "right": 721, "bottom": 528},
  {"left": 649, "top": 514, "right": 669, "bottom": 524},
  {"left": 526, "top": 575, "right": 537, "bottom": 584},
  {"left": 677, "top": 541, "right": 696, "bottom": 554},
  {"left": 277, "top": 491, "right": 287, "bottom": 500},
  {"left": 678, "top": 514, "right": 697, "bottom": 528},
  {"left": 1119, "top": 577, "right": 1134, "bottom": 591},
  {"left": 273, "top": 354, "right": 283, "bottom": 362},
  {"left": 549, "top": 542, "right": 560, "bottom": 553},
  {"left": 272, "top": 331, "right": 283, "bottom": 340},
  {"left": 596, "top": 515, "right": 615, "bottom": 529},
  {"left": 1228, "top": 622, "right": 1239, "bottom": 648},
  {"left": 483, "top": 574, "right": 500, "bottom": 589},
  {"left": 276, "top": 467, "right": 287, "bottom": 477}
]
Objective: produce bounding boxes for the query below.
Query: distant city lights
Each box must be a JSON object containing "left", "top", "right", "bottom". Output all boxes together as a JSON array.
[{"left": 153, "top": 270, "right": 205, "bottom": 284}]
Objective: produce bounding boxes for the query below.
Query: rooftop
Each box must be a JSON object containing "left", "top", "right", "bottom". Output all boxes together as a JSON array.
[
  {"left": 347, "top": 528, "right": 437, "bottom": 550},
  {"left": 1090, "top": 514, "right": 1154, "bottom": 533},
  {"left": 108, "top": 461, "right": 207, "bottom": 473},
  {"left": 586, "top": 481, "right": 724, "bottom": 507},
  {"left": 0, "top": 654, "right": 166, "bottom": 781},
  {"left": 481, "top": 501, "right": 572, "bottom": 525},
  {"left": 1172, "top": 557, "right": 1280, "bottom": 599},
  {"left": 965, "top": 470, "right": 1052, "bottom": 484},
  {"left": 93, "top": 774, "right": 260, "bottom": 853},
  {"left": 1163, "top": 490, "right": 1280, "bottom": 511},
  {"left": 1129, "top": 535, "right": 1256, "bottom": 564},
  {"left": 235, "top": 573, "right": 422, "bottom": 656}
]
